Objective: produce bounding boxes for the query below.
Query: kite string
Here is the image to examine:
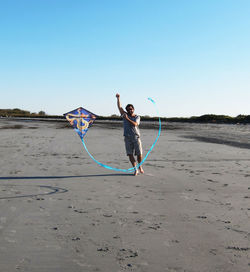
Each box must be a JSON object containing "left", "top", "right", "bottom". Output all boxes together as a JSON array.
[{"left": 81, "top": 97, "right": 161, "bottom": 172}]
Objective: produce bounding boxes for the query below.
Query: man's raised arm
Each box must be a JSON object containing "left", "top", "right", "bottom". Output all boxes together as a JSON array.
[{"left": 116, "top": 93, "right": 125, "bottom": 115}]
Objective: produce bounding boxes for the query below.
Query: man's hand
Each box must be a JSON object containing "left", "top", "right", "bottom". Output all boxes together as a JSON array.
[
  {"left": 122, "top": 113, "right": 138, "bottom": 126},
  {"left": 122, "top": 112, "right": 128, "bottom": 119},
  {"left": 116, "top": 93, "right": 120, "bottom": 99}
]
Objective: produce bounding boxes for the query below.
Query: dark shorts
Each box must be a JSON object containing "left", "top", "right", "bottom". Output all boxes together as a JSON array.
[{"left": 124, "top": 136, "right": 143, "bottom": 156}]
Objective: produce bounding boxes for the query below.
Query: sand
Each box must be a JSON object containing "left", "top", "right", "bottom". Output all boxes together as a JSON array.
[{"left": 0, "top": 119, "right": 249, "bottom": 272}]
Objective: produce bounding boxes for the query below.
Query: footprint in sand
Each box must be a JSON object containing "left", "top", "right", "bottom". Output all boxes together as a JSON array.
[
  {"left": 197, "top": 215, "right": 207, "bottom": 219},
  {"left": 207, "top": 179, "right": 218, "bottom": 183},
  {"left": 148, "top": 223, "right": 161, "bottom": 230},
  {"left": 103, "top": 214, "right": 113, "bottom": 218},
  {"left": 117, "top": 248, "right": 138, "bottom": 260},
  {"left": 227, "top": 246, "right": 250, "bottom": 251},
  {"left": 74, "top": 209, "right": 87, "bottom": 214},
  {"left": 97, "top": 247, "right": 109, "bottom": 252}
]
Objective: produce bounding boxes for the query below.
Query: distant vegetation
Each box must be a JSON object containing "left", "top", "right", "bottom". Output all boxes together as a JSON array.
[
  {"left": 1, "top": 109, "right": 250, "bottom": 124},
  {"left": 165, "top": 114, "right": 250, "bottom": 124},
  {"left": 0, "top": 108, "right": 46, "bottom": 117}
]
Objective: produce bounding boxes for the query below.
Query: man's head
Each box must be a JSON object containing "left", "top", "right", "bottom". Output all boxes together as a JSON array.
[{"left": 125, "top": 104, "right": 135, "bottom": 116}]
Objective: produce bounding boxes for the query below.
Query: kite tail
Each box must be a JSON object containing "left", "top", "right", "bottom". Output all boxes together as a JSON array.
[{"left": 81, "top": 97, "right": 161, "bottom": 173}]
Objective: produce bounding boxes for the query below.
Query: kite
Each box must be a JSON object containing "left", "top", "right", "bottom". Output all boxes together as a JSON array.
[
  {"left": 64, "top": 98, "right": 161, "bottom": 173},
  {"left": 64, "top": 107, "right": 97, "bottom": 139}
]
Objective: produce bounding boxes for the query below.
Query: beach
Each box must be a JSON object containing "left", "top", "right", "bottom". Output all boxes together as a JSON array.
[{"left": 0, "top": 119, "right": 249, "bottom": 272}]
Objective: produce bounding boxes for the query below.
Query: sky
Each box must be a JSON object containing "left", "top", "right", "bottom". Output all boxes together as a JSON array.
[{"left": 0, "top": 0, "right": 250, "bottom": 117}]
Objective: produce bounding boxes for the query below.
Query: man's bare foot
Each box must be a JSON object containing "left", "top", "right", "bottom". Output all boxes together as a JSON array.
[
  {"left": 139, "top": 166, "right": 144, "bottom": 174},
  {"left": 134, "top": 170, "right": 139, "bottom": 176}
]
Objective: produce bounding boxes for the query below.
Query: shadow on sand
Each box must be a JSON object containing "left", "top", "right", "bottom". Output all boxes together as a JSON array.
[
  {"left": 0, "top": 173, "right": 133, "bottom": 181},
  {"left": 0, "top": 173, "right": 132, "bottom": 200}
]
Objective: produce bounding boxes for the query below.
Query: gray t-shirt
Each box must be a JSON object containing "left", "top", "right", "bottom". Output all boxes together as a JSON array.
[{"left": 123, "top": 115, "right": 140, "bottom": 137}]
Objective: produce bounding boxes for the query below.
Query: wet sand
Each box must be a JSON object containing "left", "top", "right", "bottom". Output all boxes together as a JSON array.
[{"left": 0, "top": 119, "right": 249, "bottom": 272}]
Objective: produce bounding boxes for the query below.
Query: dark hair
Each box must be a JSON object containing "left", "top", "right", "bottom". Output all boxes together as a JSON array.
[{"left": 125, "top": 104, "right": 134, "bottom": 111}]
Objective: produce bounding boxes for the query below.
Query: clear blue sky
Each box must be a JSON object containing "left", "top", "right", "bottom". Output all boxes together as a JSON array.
[{"left": 1, "top": 0, "right": 249, "bottom": 117}]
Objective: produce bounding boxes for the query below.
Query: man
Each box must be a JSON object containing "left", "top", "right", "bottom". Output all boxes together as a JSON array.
[{"left": 116, "top": 93, "right": 144, "bottom": 176}]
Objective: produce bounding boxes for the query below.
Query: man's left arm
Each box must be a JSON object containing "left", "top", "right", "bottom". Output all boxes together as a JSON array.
[{"left": 124, "top": 115, "right": 139, "bottom": 127}]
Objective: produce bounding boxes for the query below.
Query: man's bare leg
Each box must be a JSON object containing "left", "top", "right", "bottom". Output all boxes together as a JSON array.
[
  {"left": 128, "top": 154, "right": 139, "bottom": 175},
  {"left": 137, "top": 155, "right": 144, "bottom": 174}
]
